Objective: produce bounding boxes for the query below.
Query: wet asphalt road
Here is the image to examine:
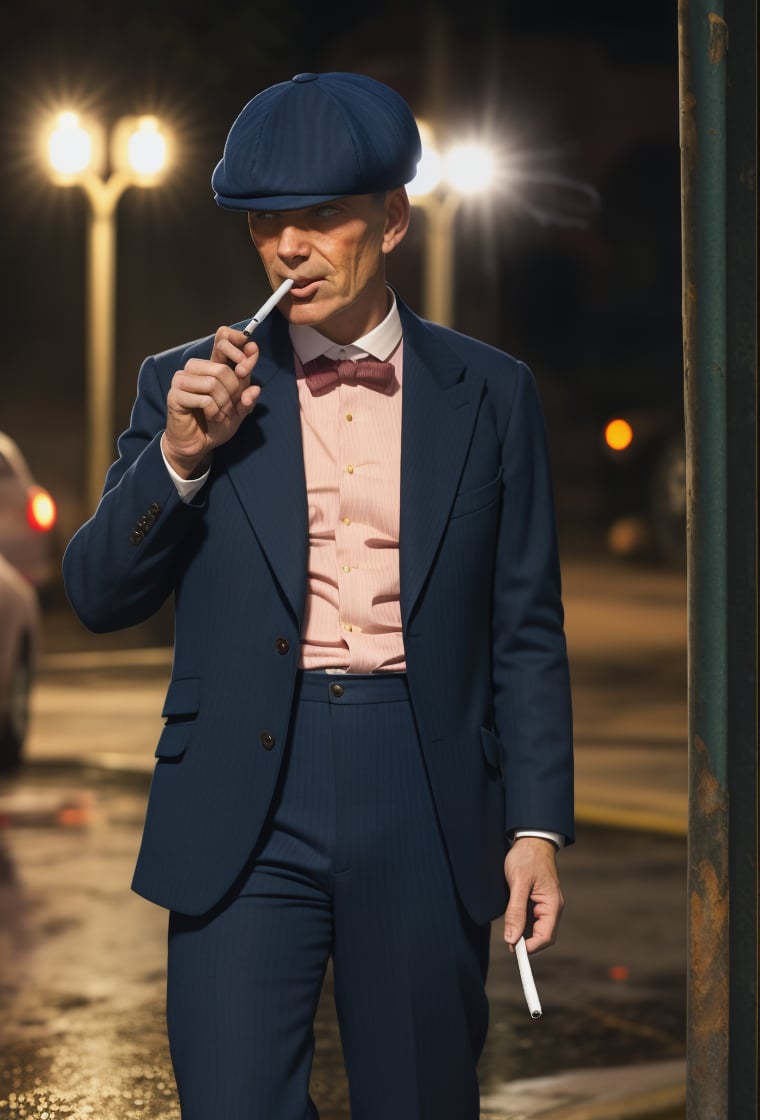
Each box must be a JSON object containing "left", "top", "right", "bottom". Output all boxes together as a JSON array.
[{"left": 0, "top": 763, "right": 686, "bottom": 1119}]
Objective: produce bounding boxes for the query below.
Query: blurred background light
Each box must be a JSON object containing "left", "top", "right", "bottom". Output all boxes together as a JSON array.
[
  {"left": 408, "top": 144, "right": 443, "bottom": 197},
  {"left": 126, "top": 116, "right": 168, "bottom": 177},
  {"left": 48, "top": 111, "right": 92, "bottom": 176},
  {"left": 443, "top": 142, "right": 496, "bottom": 194},
  {"left": 605, "top": 418, "right": 635, "bottom": 452},
  {"left": 408, "top": 120, "right": 442, "bottom": 198},
  {"left": 27, "top": 487, "right": 58, "bottom": 532}
]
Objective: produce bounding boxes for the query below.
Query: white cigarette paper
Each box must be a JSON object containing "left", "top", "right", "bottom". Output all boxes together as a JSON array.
[
  {"left": 242, "top": 278, "right": 294, "bottom": 336},
  {"left": 515, "top": 936, "right": 542, "bottom": 1019}
]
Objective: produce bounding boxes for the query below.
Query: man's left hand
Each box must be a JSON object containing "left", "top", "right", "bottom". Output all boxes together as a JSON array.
[{"left": 503, "top": 837, "right": 564, "bottom": 954}]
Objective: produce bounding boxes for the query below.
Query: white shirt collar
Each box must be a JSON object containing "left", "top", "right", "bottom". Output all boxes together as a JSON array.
[{"left": 288, "top": 288, "right": 402, "bottom": 366}]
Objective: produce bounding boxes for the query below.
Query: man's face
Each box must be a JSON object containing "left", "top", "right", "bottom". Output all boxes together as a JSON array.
[{"left": 247, "top": 190, "right": 408, "bottom": 344}]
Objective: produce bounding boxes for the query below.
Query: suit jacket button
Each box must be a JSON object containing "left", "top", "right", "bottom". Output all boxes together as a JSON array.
[
  {"left": 149, "top": 502, "right": 161, "bottom": 516},
  {"left": 260, "top": 731, "right": 275, "bottom": 750},
  {"left": 275, "top": 638, "right": 289, "bottom": 655},
  {"left": 329, "top": 683, "right": 344, "bottom": 699},
  {"left": 130, "top": 529, "right": 144, "bottom": 545}
]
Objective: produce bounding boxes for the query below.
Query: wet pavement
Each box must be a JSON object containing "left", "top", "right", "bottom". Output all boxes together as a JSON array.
[{"left": 0, "top": 765, "right": 686, "bottom": 1119}]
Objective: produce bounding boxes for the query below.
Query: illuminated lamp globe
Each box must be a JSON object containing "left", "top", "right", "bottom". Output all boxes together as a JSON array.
[
  {"left": 127, "top": 117, "right": 168, "bottom": 177},
  {"left": 443, "top": 143, "right": 496, "bottom": 194},
  {"left": 48, "top": 112, "right": 93, "bottom": 176},
  {"left": 408, "top": 120, "right": 443, "bottom": 198}
]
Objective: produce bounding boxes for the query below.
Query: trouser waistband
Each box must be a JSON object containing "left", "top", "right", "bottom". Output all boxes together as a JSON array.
[{"left": 296, "top": 670, "right": 410, "bottom": 704}]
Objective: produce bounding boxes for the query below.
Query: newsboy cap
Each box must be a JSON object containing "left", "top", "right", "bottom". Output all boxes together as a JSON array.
[{"left": 212, "top": 72, "right": 421, "bottom": 211}]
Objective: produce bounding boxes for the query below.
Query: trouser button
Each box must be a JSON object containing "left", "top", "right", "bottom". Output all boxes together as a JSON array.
[{"left": 329, "top": 683, "right": 344, "bottom": 699}]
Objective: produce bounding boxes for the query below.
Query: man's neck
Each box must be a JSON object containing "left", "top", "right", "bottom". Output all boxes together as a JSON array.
[{"left": 289, "top": 289, "right": 401, "bottom": 365}]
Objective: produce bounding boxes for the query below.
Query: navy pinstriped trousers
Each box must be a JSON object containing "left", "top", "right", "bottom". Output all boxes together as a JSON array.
[{"left": 166, "top": 672, "right": 491, "bottom": 1119}]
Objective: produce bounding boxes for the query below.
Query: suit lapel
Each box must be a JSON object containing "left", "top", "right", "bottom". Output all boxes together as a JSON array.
[
  {"left": 220, "top": 314, "right": 308, "bottom": 626},
  {"left": 398, "top": 304, "right": 485, "bottom": 626}
]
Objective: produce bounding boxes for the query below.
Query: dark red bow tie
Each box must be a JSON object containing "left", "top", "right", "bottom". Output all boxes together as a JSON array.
[{"left": 302, "top": 354, "right": 395, "bottom": 395}]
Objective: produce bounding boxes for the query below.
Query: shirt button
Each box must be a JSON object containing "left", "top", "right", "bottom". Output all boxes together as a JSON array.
[
  {"left": 343, "top": 623, "right": 353, "bottom": 632},
  {"left": 339, "top": 349, "right": 347, "bottom": 360},
  {"left": 260, "top": 731, "right": 275, "bottom": 750},
  {"left": 329, "top": 683, "right": 344, "bottom": 699},
  {"left": 342, "top": 565, "right": 351, "bottom": 573},
  {"left": 345, "top": 413, "right": 353, "bottom": 422},
  {"left": 343, "top": 517, "right": 351, "bottom": 525},
  {"left": 275, "top": 638, "right": 289, "bottom": 654},
  {"left": 346, "top": 465, "right": 354, "bottom": 474}
]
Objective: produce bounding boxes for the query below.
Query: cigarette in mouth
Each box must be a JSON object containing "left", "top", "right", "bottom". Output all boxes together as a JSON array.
[{"left": 242, "top": 278, "right": 294, "bottom": 336}]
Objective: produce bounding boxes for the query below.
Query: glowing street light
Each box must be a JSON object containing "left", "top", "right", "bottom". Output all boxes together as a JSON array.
[
  {"left": 408, "top": 122, "right": 600, "bottom": 326},
  {"left": 48, "top": 112, "right": 94, "bottom": 177},
  {"left": 408, "top": 123, "right": 498, "bottom": 326},
  {"left": 46, "top": 110, "right": 171, "bottom": 511},
  {"left": 443, "top": 143, "right": 496, "bottom": 194}
]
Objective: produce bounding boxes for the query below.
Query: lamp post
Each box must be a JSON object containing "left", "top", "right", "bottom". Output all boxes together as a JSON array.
[
  {"left": 46, "top": 111, "right": 171, "bottom": 511},
  {"left": 408, "top": 123, "right": 497, "bottom": 327}
]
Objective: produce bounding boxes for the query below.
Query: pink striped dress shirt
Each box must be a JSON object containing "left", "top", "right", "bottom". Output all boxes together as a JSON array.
[{"left": 290, "top": 296, "right": 405, "bottom": 673}]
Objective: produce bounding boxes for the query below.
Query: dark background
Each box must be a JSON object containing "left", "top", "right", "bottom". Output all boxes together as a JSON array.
[{"left": 0, "top": 0, "right": 682, "bottom": 551}]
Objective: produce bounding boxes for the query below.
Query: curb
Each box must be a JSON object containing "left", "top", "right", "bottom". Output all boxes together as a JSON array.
[
  {"left": 526, "top": 1085, "right": 685, "bottom": 1120},
  {"left": 480, "top": 1062, "right": 686, "bottom": 1120}
]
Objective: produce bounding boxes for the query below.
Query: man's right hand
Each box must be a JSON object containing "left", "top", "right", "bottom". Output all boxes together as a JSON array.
[{"left": 162, "top": 326, "right": 262, "bottom": 479}]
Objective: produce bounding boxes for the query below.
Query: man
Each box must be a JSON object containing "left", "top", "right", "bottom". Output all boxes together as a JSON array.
[{"left": 63, "top": 72, "right": 573, "bottom": 1120}]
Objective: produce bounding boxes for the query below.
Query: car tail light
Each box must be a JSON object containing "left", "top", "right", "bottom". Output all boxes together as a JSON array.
[{"left": 27, "top": 487, "right": 57, "bottom": 532}]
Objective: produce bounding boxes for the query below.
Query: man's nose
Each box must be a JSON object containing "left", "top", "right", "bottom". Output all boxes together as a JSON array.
[{"left": 277, "top": 224, "right": 310, "bottom": 262}]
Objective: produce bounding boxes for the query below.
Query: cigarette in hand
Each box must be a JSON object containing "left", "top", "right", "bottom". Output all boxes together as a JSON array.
[
  {"left": 515, "top": 936, "right": 542, "bottom": 1019},
  {"left": 242, "top": 278, "right": 294, "bottom": 336}
]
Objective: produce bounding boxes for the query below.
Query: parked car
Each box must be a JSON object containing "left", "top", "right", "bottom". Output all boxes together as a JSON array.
[
  {"left": 0, "top": 551, "right": 38, "bottom": 771},
  {"left": 0, "top": 431, "right": 58, "bottom": 587}
]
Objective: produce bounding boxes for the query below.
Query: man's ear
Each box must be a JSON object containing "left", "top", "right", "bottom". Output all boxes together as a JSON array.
[{"left": 381, "top": 188, "right": 411, "bottom": 255}]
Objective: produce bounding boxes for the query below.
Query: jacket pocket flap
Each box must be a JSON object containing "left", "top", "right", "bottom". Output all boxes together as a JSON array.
[
  {"left": 451, "top": 470, "right": 503, "bottom": 519},
  {"left": 480, "top": 726, "right": 503, "bottom": 771},
  {"left": 161, "top": 677, "right": 201, "bottom": 718},
  {"left": 154, "top": 723, "right": 191, "bottom": 759}
]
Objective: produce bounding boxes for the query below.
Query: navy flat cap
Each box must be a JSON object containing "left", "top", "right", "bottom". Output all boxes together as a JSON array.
[{"left": 212, "top": 72, "right": 421, "bottom": 211}]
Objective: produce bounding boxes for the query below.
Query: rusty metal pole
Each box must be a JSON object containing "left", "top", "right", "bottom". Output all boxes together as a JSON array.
[
  {"left": 722, "top": 0, "right": 758, "bottom": 1112},
  {"left": 679, "top": 6, "right": 729, "bottom": 1117},
  {"left": 679, "top": 0, "right": 758, "bottom": 1116}
]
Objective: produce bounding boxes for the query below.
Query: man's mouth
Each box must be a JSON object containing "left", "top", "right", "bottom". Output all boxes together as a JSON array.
[{"left": 289, "top": 279, "right": 322, "bottom": 299}]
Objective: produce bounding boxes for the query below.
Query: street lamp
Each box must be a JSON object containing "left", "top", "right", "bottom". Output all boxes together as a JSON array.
[
  {"left": 408, "top": 122, "right": 497, "bottom": 327},
  {"left": 408, "top": 123, "right": 600, "bottom": 327},
  {"left": 46, "top": 110, "right": 171, "bottom": 511}
]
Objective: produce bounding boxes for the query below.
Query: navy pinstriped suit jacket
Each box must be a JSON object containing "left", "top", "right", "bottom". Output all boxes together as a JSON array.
[{"left": 63, "top": 295, "right": 574, "bottom": 925}]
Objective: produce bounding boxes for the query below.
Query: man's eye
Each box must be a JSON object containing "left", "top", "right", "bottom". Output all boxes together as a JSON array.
[{"left": 314, "top": 206, "right": 340, "bottom": 218}]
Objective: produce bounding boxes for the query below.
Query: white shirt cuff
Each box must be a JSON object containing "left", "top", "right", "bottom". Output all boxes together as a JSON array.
[
  {"left": 160, "top": 435, "right": 211, "bottom": 502},
  {"left": 512, "top": 829, "right": 565, "bottom": 850}
]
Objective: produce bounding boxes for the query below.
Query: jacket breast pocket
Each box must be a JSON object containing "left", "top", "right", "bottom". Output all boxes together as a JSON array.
[
  {"left": 450, "top": 470, "right": 502, "bottom": 520},
  {"left": 155, "top": 676, "right": 201, "bottom": 760}
]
